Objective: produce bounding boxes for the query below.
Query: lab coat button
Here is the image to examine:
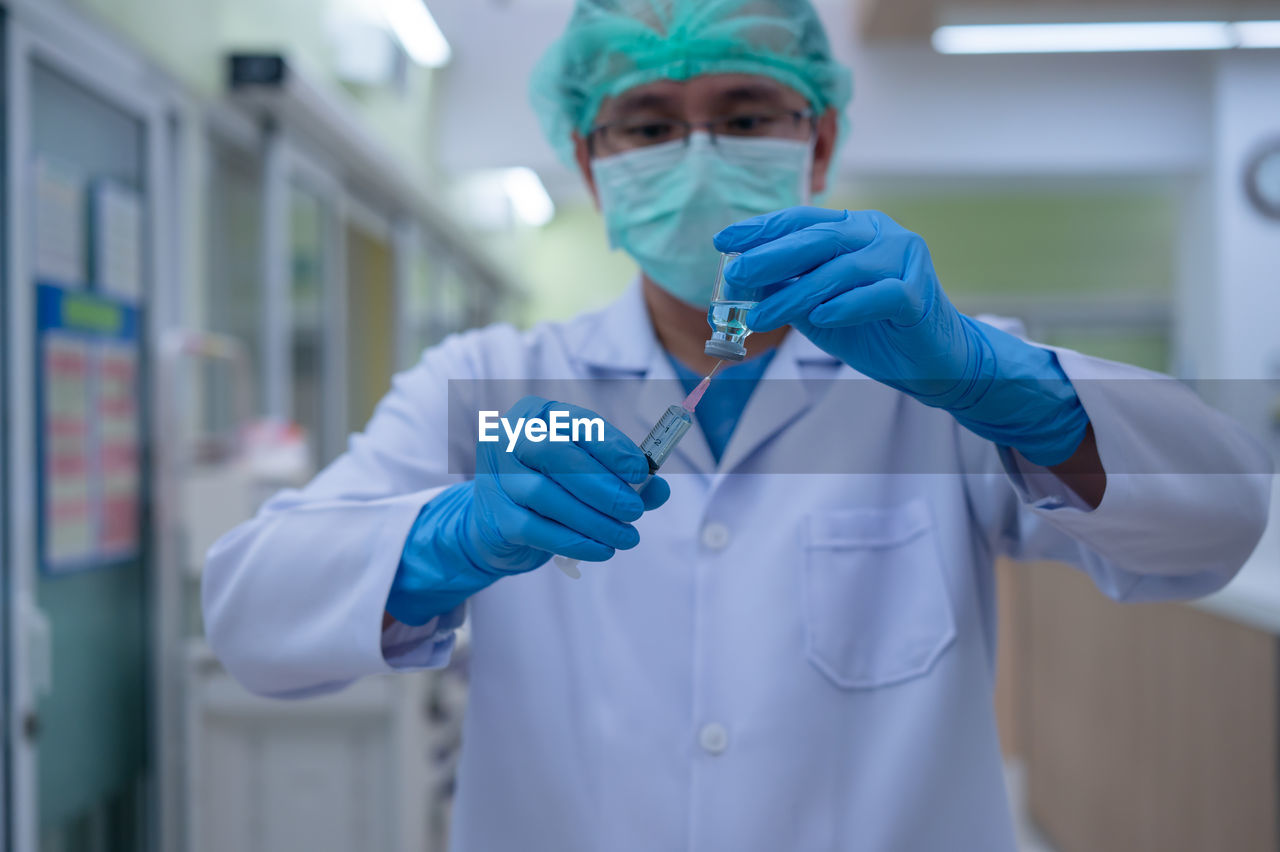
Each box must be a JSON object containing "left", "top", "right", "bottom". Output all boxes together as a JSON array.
[
  {"left": 699, "top": 722, "right": 729, "bottom": 755},
  {"left": 700, "top": 522, "right": 730, "bottom": 551}
]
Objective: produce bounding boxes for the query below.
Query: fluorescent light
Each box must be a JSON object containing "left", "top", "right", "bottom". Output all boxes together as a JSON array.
[
  {"left": 932, "top": 21, "right": 1235, "bottom": 54},
  {"left": 379, "top": 0, "right": 451, "bottom": 67},
  {"left": 503, "top": 168, "right": 555, "bottom": 227},
  {"left": 1235, "top": 20, "right": 1280, "bottom": 48}
]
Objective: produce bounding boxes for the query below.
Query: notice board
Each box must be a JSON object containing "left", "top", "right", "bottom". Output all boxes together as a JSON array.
[{"left": 37, "top": 282, "right": 143, "bottom": 574}]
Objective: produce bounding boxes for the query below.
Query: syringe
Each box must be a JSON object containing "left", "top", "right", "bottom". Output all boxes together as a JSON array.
[
  {"left": 636, "top": 404, "right": 694, "bottom": 472},
  {"left": 554, "top": 363, "right": 720, "bottom": 578}
]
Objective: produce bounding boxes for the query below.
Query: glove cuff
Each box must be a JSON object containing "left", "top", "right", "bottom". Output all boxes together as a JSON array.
[
  {"left": 948, "top": 318, "right": 1091, "bottom": 466},
  {"left": 386, "top": 483, "right": 502, "bottom": 626}
]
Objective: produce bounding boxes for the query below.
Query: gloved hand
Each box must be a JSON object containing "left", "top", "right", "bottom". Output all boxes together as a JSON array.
[
  {"left": 714, "top": 207, "right": 1089, "bottom": 466},
  {"left": 386, "top": 396, "right": 671, "bottom": 625}
]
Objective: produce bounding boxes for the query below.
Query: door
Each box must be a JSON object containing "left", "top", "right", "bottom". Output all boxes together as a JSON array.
[
  {"left": 29, "top": 57, "right": 148, "bottom": 852},
  {"left": 344, "top": 203, "right": 396, "bottom": 433},
  {"left": 288, "top": 182, "right": 334, "bottom": 468},
  {"left": 5, "top": 12, "right": 171, "bottom": 851},
  {"left": 204, "top": 134, "right": 264, "bottom": 429},
  {"left": 261, "top": 137, "right": 346, "bottom": 472}
]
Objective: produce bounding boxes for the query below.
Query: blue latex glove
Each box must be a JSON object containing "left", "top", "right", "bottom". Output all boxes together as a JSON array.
[
  {"left": 714, "top": 207, "right": 1089, "bottom": 466},
  {"left": 386, "top": 396, "right": 671, "bottom": 626}
]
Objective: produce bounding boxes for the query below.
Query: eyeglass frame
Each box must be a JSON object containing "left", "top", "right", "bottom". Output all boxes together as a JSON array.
[{"left": 586, "top": 109, "right": 816, "bottom": 158}]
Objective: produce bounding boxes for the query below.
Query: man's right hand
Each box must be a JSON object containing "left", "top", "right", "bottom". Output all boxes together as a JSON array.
[
  {"left": 463, "top": 396, "right": 670, "bottom": 573},
  {"left": 386, "top": 397, "right": 670, "bottom": 625}
]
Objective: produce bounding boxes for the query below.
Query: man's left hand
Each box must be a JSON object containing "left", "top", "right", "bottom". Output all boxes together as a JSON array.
[{"left": 714, "top": 206, "right": 1090, "bottom": 467}]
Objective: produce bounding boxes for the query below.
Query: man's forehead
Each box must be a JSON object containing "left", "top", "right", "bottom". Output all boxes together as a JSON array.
[{"left": 597, "top": 74, "right": 808, "bottom": 119}]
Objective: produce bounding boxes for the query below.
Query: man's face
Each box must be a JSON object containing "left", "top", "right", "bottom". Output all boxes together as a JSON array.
[{"left": 574, "top": 73, "right": 839, "bottom": 202}]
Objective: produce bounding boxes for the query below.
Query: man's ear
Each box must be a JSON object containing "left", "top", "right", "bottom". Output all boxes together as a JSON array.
[
  {"left": 809, "top": 109, "right": 839, "bottom": 197},
  {"left": 573, "top": 132, "right": 601, "bottom": 209}
]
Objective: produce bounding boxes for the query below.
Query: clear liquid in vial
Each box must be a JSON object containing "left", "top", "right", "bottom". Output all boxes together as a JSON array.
[{"left": 707, "top": 300, "right": 756, "bottom": 342}]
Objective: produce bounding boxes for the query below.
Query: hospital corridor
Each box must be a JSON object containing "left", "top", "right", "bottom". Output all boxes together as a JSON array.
[{"left": 0, "top": 0, "right": 1278, "bottom": 850}]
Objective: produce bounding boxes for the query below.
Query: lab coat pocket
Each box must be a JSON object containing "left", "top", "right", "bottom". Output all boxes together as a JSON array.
[{"left": 801, "top": 500, "right": 956, "bottom": 689}]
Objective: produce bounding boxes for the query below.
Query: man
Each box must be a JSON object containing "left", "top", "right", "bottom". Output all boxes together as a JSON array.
[{"left": 204, "top": 1, "right": 1272, "bottom": 849}]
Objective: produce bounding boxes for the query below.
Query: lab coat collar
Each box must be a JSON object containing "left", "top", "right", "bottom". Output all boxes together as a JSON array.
[
  {"left": 715, "top": 326, "right": 839, "bottom": 474},
  {"left": 568, "top": 279, "right": 843, "bottom": 476}
]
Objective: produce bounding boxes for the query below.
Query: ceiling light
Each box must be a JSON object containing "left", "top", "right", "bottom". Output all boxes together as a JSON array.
[
  {"left": 932, "top": 21, "right": 1236, "bottom": 54},
  {"left": 503, "top": 168, "right": 555, "bottom": 228},
  {"left": 1235, "top": 20, "right": 1280, "bottom": 48},
  {"left": 379, "top": 0, "right": 451, "bottom": 67}
]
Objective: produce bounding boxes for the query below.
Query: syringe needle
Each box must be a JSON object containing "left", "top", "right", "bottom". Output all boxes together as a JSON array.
[{"left": 680, "top": 359, "right": 724, "bottom": 413}]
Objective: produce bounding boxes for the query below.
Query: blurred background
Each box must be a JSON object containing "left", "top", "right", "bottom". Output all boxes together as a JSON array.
[{"left": 1, "top": 0, "right": 1278, "bottom": 850}]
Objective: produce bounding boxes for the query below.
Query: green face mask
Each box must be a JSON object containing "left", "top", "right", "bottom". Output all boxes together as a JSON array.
[{"left": 591, "top": 134, "right": 813, "bottom": 306}]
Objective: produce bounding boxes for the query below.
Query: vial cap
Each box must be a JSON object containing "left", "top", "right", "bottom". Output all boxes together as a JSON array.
[{"left": 704, "top": 338, "right": 747, "bottom": 361}]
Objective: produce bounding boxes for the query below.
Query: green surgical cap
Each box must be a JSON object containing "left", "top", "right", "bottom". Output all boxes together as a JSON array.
[{"left": 530, "top": 0, "right": 853, "bottom": 167}]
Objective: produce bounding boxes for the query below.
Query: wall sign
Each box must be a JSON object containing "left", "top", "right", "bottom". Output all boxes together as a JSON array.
[{"left": 37, "top": 282, "right": 143, "bottom": 574}]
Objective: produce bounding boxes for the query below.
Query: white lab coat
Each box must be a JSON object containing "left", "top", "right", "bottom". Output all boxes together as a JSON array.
[{"left": 205, "top": 282, "right": 1271, "bottom": 852}]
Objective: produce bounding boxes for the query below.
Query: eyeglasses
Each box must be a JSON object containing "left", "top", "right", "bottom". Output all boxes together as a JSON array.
[{"left": 588, "top": 110, "right": 814, "bottom": 157}]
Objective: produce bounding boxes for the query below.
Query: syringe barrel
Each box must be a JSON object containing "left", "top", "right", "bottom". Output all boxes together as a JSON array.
[{"left": 639, "top": 404, "right": 694, "bottom": 472}]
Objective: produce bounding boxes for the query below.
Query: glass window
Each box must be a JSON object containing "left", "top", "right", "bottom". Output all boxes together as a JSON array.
[
  {"left": 289, "top": 185, "right": 327, "bottom": 468},
  {"left": 401, "top": 235, "right": 434, "bottom": 367},
  {"left": 431, "top": 258, "right": 468, "bottom": 341},
  {"left": 204, "top": 142, "right": 263, "bottom": 439}
]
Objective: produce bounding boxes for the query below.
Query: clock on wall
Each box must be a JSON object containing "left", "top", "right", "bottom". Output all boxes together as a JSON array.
[{"left": 1244, "top": 138, "right": 1280, "bottom": 221}]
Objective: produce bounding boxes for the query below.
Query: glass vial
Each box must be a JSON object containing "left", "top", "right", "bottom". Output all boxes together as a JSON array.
[{"left": 704, "top": 251, "right": 756, "bottom": 362}]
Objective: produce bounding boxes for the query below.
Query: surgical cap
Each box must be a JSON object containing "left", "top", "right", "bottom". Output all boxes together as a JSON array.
[{"left": 530, "top": 0, "right": 853, "bottom": 166}]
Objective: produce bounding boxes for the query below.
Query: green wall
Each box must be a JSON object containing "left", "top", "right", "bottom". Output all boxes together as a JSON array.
[
  {"left": 829, "top": 188, "right": 1178, "bottom": 300},
  {"left": 512, "top": 200, "right": 638, "bottom": 325}
]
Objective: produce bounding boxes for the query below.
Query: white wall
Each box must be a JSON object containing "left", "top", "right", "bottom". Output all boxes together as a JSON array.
[
  {"left": 838, "top": 47, "right": 1212, "bottom": 177},
  {"left": 1208, "top": 53, "right": 1280, "bottom": 381}
]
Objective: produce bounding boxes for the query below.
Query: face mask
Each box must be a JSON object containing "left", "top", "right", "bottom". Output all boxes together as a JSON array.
[{"left": 591, "top": 133, "right": 813, "bottom": 306}]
